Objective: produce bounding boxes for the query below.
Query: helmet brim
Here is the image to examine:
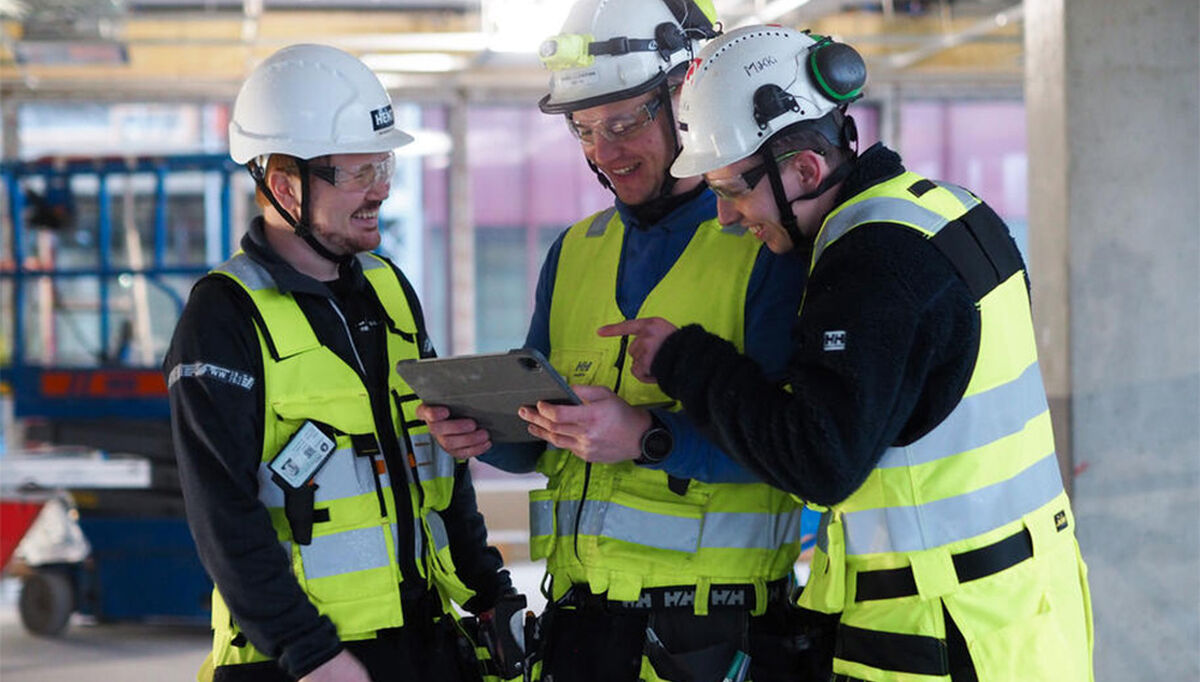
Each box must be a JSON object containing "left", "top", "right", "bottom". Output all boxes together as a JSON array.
[
  {"left": 230, "top": 126, "right": 414, "bottom": 164},
  {"left": 538, "top": 73, "right": 666, "bottom": 115}
]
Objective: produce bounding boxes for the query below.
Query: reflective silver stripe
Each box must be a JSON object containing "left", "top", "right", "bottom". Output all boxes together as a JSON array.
[
  {"left": 552, "top": 499, "right": 698, "bottom": 552},
  {"left": 548, "top": 499, "right": 795, "bottom": 553},
  {"left": 410, "top": 438, "right": 456, "bottom": 482},
  {"left": 720, "top": 222, "right": 748, "bottom": 236},
  {"left": 299, "top": 526, "right": 391, "bottom": 580},
  {"left": 586, "top": 500, "right": 699, "bottom": 553},
  {"left": 816, "top": 196, "right": 950, "bottom": 264},
  {"left": 877, "top": 362, "right": 1049, "bottom": 469},
  {"left": 310, "top": 448, "right": 374, "bottom": 503},
  {"left": 356, "top": 252, "right": 386, "bottom": 271},
  {"left": 842, "top": 452, "right": 1064, "bottom": 556},
  {"left": 585, "top": 207, "right": 618, "bottom": 237},
  {"left": 530, "top": 498, "right": 554, "bottom": 538},
  {"left": 213, "top": 252, "right": 274, "bottom": 291},
  {"left": 701, "top": 511, "right": 802, "bottom": 550},
  {"left": 426, "top": 511, "right": 450, "bottom": 553},
  {"left": 939, "top": 182, "right": 980, "bottom": 210}
]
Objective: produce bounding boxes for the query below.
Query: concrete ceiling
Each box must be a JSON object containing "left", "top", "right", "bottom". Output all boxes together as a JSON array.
[{"left": 0, "top": 0, "right": 1024, "bottom": 103}]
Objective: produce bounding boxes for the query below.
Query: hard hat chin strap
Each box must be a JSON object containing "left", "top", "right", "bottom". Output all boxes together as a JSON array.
[
  {"left": 758, "top": 146, "right": 805, "bottom": 249},
  {"left": 248, "top": 158, "right": 353, "bottom": 266},
  {"left": 655, "top": 79, "right": 681, "bottom": 201},
  {"left": 758, "top": 145, "right": 857, "bottom": 249}
]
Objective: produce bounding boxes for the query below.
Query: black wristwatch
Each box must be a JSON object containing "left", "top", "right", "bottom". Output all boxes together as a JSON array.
[{"left": 634, "top": 412, "right": 673, "bottom": 465}]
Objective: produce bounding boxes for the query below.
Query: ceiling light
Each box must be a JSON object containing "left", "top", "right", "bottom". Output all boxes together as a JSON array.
[
  {"left": 482, "top": 0, "right": 572, "bottom": 53},
  {"left": 361, "top": 52, "right": 468, "bottom": 73}
]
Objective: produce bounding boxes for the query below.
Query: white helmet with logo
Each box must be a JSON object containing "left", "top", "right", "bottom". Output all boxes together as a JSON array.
[
  {"left": 229, "top": 43, "right": 413, "bottom": 164},
  {"left": 671, "top": 25, "right": 865, "bottom": 178},
  {"left": 538, "top": 0, "right": 718, "bottom": 113}
]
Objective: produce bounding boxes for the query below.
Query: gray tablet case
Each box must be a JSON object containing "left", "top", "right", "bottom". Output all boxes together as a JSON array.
[{"left": 396, "top": 348, "right": 581, "bottom": 443}]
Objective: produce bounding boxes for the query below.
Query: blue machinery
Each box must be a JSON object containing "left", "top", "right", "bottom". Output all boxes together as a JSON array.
[{"left": 1, "top": 154, "right": 241, "bottom": 634}]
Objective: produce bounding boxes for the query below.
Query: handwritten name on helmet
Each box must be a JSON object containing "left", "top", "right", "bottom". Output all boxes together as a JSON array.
[{"left": 743, "top": 55, "right": 778, "bottom": 77}]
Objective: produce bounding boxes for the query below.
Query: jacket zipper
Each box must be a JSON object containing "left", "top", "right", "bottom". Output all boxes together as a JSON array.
[{"left": 327, "top": 298, "right": 425, "bottom": 583}]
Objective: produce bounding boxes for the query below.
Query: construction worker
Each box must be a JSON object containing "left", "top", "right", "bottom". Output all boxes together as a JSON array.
[
  {"left": 417, "top": 2, "right": 821, "bottom": 681},
  {"left": 606, "top": 25, "right": 1095, "bottom": 682},
  {"left": 164, "top": 44, "right": 514, "bottom": 682}
]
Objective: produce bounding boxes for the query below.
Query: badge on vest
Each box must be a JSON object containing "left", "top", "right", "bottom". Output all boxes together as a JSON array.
[
  {"left": 269, "top": 420, "right": 337, "bottom": 489},
  {"left": 823, "top": 330, "right": 847, "bottom": 351}
]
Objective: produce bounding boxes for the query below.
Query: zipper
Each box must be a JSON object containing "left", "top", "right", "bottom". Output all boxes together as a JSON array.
[{"left": 327, "top": 298, "right": 424, "bottom": 582}]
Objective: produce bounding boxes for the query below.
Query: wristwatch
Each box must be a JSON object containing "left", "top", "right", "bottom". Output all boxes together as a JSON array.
[{"left": 635, "top": 412, "right": 673, "bottom": 465}]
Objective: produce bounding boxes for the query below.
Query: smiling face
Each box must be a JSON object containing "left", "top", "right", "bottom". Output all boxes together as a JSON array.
[
  {"left": 571, "top": 90, "right": 677, "bottom": 206},
  {"left": 704, "top": 150, "right": 832, "bottom": 254},
  {"left": 301, "top": 152, "right": 392, "bottom": 255}
]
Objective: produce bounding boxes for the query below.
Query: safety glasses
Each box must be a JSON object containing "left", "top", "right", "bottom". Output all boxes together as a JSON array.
[
  {"left": 705, "top": 151, "right": 803, "bottom": 201},
  {"left": 567, "top": 96, "right": 664, "bottom": 147},
  {"left": 308, "top": 152, "right": 396, "bottom": 192}
]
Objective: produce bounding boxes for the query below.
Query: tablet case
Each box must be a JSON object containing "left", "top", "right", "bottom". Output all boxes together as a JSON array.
[{"left": 396, "top": 348, "right": 581, "bottom": 443}]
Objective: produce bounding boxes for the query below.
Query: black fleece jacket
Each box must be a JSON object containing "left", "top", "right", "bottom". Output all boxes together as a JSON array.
[
  {"left": 164, "top": 219, "right": 510, "bottom": 678},
  {"left": 650, "top": 144, "right": 987, "bottom": 506}
]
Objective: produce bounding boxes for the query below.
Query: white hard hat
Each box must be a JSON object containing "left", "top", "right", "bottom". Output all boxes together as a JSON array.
[
  {"left": 671, "top": 25, "right": 865, "bottom": 178},
  {"left": 537, "top": 0, "right": 718, "bottom": 113},
  {"left": 229, "top": 43, "right": 414, "bottom": 164}
]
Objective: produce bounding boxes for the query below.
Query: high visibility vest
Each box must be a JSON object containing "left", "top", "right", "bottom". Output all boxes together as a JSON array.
[
  {"left": 797, "top": 173, "right": 1094, "bottom": 681},
  {"left": 531, "top": 207, "right": 804, "bottom": 610},
  {"left": 205, "top": 252, "right": 475, "bottom": 669}
]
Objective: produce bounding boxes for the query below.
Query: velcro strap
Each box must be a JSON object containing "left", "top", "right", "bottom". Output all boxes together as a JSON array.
[
  {"left": 558, "top": 577, "right": 791, "bottom": 613},
  {"left": 835, "top": 623, "right": 948, "bottom": 677},
  {"left": 855, "top": 527, "right": 1034, "bottom": 602}
]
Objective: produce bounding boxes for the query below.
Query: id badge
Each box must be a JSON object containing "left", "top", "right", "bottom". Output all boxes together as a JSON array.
[{"left": 268, "top": 421, "right": 336, "bottom": 489}]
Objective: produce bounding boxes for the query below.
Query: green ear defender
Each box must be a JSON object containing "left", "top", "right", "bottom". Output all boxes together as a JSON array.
[{"left": 806, "top": 34, "right": 867, "bottom": 103}]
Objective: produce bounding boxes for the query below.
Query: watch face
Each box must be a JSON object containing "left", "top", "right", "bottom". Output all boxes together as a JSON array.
[{"left": 642, "top": 428, "right": 673, "bottom": 461}]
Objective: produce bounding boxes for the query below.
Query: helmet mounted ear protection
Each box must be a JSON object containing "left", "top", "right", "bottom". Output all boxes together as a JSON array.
[
  {"left": 750, "top": 33, "right": 865, "bottom": 141},
  {"left": 670, "top": 26, "right": 867, "bottom": 247}
]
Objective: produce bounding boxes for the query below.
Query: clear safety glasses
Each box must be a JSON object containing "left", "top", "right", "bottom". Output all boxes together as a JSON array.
[
  {"left": 705, "top": 151, "right": 803, "bottom": 201},
  {"left": 309, "top": 152, "right": 396, "bottom": 192},
  {"left": 567, "top": 96, "right": 665, "bottom": 147}
]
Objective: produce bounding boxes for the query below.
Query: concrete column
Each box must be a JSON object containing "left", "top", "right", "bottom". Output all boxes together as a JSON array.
[
  {"left": 448, "top": 91, "right": 476, "bottom": 354},
  {"left": 1025, "top": 1, "right": 1199, "bottom": 679}
]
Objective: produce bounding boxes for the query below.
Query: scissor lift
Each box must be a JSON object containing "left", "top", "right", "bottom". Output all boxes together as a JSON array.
[{"left": 1, "top": 154, "right": 241, "bottom": 635}]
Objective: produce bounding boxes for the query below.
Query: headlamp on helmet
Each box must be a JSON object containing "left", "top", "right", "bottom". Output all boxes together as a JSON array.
[{"left": 539, "top": 33, "right": 595, "bottom": 71}]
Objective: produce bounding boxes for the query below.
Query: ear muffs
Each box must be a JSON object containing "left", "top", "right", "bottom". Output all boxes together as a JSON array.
[{"left": 806, "top": 36, "right": 866, "bottom": 103}]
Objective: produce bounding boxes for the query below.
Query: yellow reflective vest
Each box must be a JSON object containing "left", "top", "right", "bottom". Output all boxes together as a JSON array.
[
  {"left": 530, "top": 206, "right": 804, "bottom": 610},
  {"left": 206, "top": 252, "right": 475, "bottom": 669},
  {"left": 796, "top": 173, "right": 1094, "bottom": 681}
]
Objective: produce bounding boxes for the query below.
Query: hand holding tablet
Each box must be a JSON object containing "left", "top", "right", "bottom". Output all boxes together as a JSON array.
[{"left": 397, "top": 348, "right": 581, "bottom": 444}]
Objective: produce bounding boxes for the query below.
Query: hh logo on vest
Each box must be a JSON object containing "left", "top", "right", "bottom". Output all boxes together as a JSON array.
[
  {"left": 823, "top": 330, "right": 846, "bottom": 351},
  {"left": 572, "top": 360, "right": 593, "bottom": 378}
]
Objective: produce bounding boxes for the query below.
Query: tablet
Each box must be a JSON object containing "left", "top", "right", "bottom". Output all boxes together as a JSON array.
[{"left": 396, "top": 348, "right": 582, "bottom": 443}]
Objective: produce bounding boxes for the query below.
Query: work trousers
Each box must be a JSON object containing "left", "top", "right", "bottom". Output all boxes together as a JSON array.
[
  {"left": 539, "top": 601, "right": 835, "bottom": 682},
  {"left": 213, "top": 599, "right": 482, "bottom": 682}
]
